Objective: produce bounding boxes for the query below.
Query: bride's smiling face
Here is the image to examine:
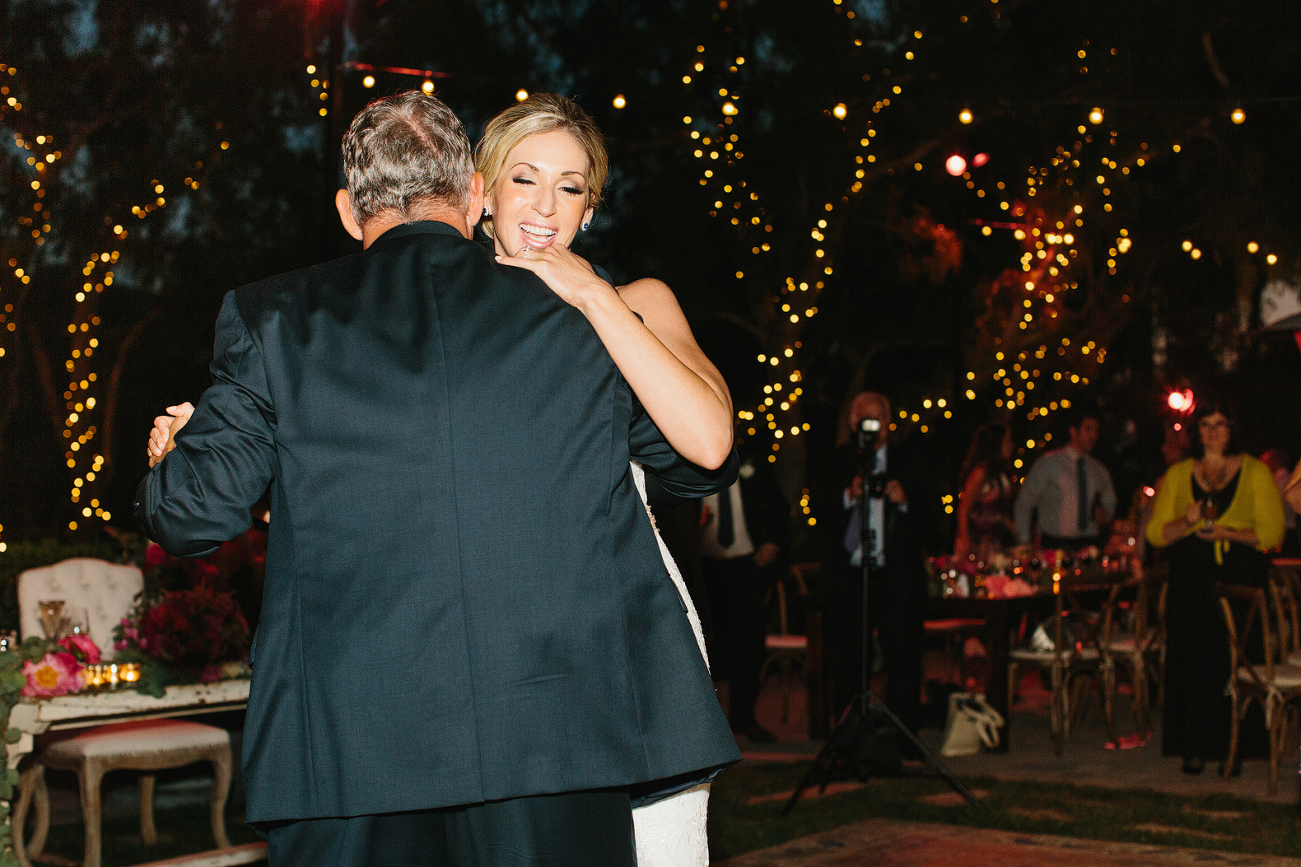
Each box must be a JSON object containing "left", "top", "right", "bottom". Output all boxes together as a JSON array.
[{"left": 484, "top": 129, "right": 595, "bottom": 258}]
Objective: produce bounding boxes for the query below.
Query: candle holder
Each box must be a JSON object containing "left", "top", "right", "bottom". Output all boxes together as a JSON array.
[{"left": 78, "top": 662, "right": 142, "bottom": 690}]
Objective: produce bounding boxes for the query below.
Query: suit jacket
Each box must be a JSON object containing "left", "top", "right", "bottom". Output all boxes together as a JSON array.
[
  {"left": 136, "top": 221, "right": 741, "bottom": 824},
  {"left": 816, "top": 439, "right": 939, "bottom": 599},
  {"left": 698, "top": 447, "right": 790, "bottom": 567}
]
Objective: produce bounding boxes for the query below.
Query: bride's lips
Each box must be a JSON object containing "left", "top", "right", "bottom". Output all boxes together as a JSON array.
[{"left": 518, "top": 222, "right": 558, "bottom": 250}]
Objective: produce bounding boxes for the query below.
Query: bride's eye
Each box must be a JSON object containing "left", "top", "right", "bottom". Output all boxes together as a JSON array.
[
  {"left": 562, "top": 185, "right": 585, "bottom": 196},
  {"left": 512, "top": 175, "right": 535, "bottom": 185}
]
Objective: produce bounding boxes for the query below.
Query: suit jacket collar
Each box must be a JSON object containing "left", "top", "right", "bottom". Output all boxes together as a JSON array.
[{"left": 369, "top": 220, "right": 467, "bottom": 250}]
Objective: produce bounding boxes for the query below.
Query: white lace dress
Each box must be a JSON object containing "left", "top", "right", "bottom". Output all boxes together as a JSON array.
[{"left": 629, "top": 462, "right": 711, "bottom": 866}]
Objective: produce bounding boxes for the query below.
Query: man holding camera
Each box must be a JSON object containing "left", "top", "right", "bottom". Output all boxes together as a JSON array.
[{"left": 818, "top": 391, "right": 939, "bottom": 736}]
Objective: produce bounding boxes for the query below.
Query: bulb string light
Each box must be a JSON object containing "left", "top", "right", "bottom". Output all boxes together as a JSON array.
[
  {"left": 683, "top": 9, "right": 934, "bottom": 519},
  {"left": 1, "top": 56, "right": 254, "bottom": 539},
  {"left": 0, "top": 60, "right": 28, "bottom": 551}
]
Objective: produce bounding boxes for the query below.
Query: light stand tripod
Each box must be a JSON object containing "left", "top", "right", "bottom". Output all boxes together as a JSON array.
[{"left": 783, "top": 420, "right": 982, "bottom": 815}]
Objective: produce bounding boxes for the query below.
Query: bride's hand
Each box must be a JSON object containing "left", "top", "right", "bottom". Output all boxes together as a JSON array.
[
  {"left": 495, "top": 243, "right": 614, "bottom": 311},
  {"left": 146, "top": 402, "right": 195, "bottom": 468}
]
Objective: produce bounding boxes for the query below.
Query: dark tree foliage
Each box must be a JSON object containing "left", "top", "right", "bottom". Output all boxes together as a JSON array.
[{"left": 2, "top": 0, "right": 322, "bottom": 539}]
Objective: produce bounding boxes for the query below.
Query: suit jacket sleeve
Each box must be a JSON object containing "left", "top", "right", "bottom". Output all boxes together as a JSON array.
[{"left": 135, "top": 291, "right": 277, "bottom": 556}]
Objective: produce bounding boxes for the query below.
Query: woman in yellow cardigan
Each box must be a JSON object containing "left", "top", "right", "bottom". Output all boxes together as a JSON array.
[{"left": 1147, "top": 401, "right": 1284, "bottom": 775}]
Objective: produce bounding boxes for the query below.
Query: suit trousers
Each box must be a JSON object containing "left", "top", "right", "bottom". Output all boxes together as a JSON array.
[
  {"left": 701, "top": 554, "right": 767, "bottom": 729},
  {"left": 264, "top": 790, "right": 636, "bottom": 867}
]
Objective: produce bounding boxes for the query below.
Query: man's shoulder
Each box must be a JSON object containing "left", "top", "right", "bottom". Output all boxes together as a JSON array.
[
  {"left": 1034, "top": 446, "right": 1072, "bottom": 466},
  {"left": 230, "top": 229, "right": 541, "bottom": 317},
  {"left": 1084, "top": 452, "right": 1114, "bottom": 474},
  {"left": 231, "top": 251, "right": 366, "bottom": 308}
]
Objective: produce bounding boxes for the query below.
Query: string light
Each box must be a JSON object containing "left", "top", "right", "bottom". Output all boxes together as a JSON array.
[{"left": 1, "top": 58, "right": 280, "bottom": 541}]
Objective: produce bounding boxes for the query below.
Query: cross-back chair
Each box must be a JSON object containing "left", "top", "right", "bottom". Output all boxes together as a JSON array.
[{"left": 1214, "top": 581, "right": 1301, "bottom": 795}]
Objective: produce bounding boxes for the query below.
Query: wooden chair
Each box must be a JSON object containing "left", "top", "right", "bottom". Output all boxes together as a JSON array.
[
  {"left": 1100, "top": 574, "right": 1154, "bottom": 741},
  {"left": 1268, "top": 562, "right": 1301, "bottom": 664},
  {"left": 11, "top": 558, "right": 234, "bottom": 867},
  {"left": 1006, "top": 586, "right": 1078, "bottom": 755},
  {"left": 760, "top": 563, "right": 816, "bottom": 724},
  {"left": 1214, "top": 581, "right": 1301, "bottom": 795},
  {"left": 1008, "top": 569, "right": 1121, "bottom": 755}
]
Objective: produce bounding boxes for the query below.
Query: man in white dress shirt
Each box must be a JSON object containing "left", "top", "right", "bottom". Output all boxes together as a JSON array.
[{"left": 1014, "top": 405, "right": 1117, "bottom": 551}]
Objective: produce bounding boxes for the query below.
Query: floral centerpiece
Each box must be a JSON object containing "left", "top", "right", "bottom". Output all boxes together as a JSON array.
[
  {"left": 111, "top": 539, "right": 256, "bottom": 697},
  {"left": 21, "top": 633, "right": 99, "bottom": 698}
]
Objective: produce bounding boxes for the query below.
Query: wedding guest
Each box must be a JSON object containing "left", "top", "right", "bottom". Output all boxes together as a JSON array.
[
  {"left": 1146, "top": 399, "right": 1284, "bottom": 775},
  {"left": 698, "top": 428, "right": 789, "bottom": 744},
  {"left": 953, "top": 422, "right": 1017, "bottom": 564},
  {"left": 1014, "top": 404, "right": 1117, "bottom": 551}
]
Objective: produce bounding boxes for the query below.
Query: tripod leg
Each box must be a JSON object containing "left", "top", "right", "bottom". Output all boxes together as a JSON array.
[
  {"left": 781, "top": 701, "right": 865, "bottom": 816},
  {"left": 865, "top": 691, "right": 986, "bottom": 809}
]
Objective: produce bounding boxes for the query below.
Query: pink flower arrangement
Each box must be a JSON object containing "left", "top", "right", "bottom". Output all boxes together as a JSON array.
[
  {"left": 114, "top": 624, "right": 145, "bottom": 654},
  {"left": 58, "top": 633, "right": 102, "bottom": 665},
  {"left": 22, "top": 651, "right": 82, "bottom": 697}
]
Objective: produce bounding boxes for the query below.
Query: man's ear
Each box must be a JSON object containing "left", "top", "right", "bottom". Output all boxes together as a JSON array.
[
  {"left": 335, "top": 189, "right": 363, "bottom": 241},
  {"left": 465, "top": 172, "right": 485, "bottom": 229}
]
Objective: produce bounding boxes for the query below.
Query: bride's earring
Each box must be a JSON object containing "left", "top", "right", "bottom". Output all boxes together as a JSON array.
[
  {"left": 483, "top": 207, "right": 491, "bottom": 218},
  {"left": 581, "top": 221, "right": 590, "bottom": 231}
]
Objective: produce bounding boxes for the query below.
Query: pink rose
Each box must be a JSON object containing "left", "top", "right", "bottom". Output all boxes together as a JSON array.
[
  {"left": 22, "top": 652, "right": 83, "bottom": 697},
  {"left": 58, "top": 633, "right": 102, "bottom": 665}
]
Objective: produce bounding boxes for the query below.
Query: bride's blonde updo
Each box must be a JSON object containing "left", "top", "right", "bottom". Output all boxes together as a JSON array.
[{"left": 475, "top": 93, "right": 608, "bottom": 239}]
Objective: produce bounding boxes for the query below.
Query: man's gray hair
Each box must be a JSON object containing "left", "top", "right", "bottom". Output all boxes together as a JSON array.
[{"left": 340, "top": 90, "right": 475, "bottom": 225}]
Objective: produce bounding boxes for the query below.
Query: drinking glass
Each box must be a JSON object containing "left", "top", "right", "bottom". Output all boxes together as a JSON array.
[{"left": 38, "top": 600, "right": 67, "bottom": 639}]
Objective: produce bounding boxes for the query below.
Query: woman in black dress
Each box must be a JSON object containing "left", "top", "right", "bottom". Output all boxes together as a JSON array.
[{"left": 1146, "top": 401, "right": 1284, "bottom": 774}]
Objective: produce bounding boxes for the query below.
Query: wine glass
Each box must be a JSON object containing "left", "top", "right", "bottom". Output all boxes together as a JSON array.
[
  {"left": 66, "top": 607, "right": 91, "bottom": 643},
  {"left": 38, "top": 599, "right": 67, "bottom": 640}
]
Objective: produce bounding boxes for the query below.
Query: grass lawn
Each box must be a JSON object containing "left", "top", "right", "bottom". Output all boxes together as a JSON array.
[{"left": 708, "top": 760, "right": 1301, "bottom": 862}]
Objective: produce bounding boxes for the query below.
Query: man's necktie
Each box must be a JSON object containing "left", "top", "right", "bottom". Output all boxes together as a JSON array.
[
  {"left": 1076, "top": 456, "right": 1088, "bottom": 533},
  {"left": 843, "top": 503, "right": 861, "bottom": 555},
  {"left": 718, "top": 485, "right": 735, "bottom": 547}
]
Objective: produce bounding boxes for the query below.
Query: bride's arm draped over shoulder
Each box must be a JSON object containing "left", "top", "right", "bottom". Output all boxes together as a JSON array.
[
  {"left": 500, "top": 245, "right": 733, "bottom": 470},
  {"left": 612, "top": 277, "right": 733, "bottom": 469}
]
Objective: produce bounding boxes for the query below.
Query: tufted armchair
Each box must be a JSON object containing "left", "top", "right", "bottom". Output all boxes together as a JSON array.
[
  {"left": 16, "top": 558, "right": 141, "bottom": 660},
  {"left": 11, "top": 558, "right": 233, "bottom": 867}
]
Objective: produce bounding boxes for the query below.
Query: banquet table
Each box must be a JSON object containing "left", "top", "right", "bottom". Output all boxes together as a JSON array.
[
  {"left": 4, "top": 679, "right": 265, "bottom": 867},
  {"left": 926, "top": 564, "right": 1139, "bottom": 753},
  {"left": 925, "top": 592, "right": 1050, "bottom": 753}
]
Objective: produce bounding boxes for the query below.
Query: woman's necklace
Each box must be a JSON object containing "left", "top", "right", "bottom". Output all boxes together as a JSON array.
[{"left": 1199, "top": 458, "right": 1229, "bottom": 492}]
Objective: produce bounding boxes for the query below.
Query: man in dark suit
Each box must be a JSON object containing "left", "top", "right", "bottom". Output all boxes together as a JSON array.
[
  {"left": 698, "top": 433, "right": 790, "bottom": 743},
  {"left": 136, "top": 91, "right": 739, "bottom": 865},
  {"left": 818, "top": 391, "right": 939, "bottom": 735}
]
